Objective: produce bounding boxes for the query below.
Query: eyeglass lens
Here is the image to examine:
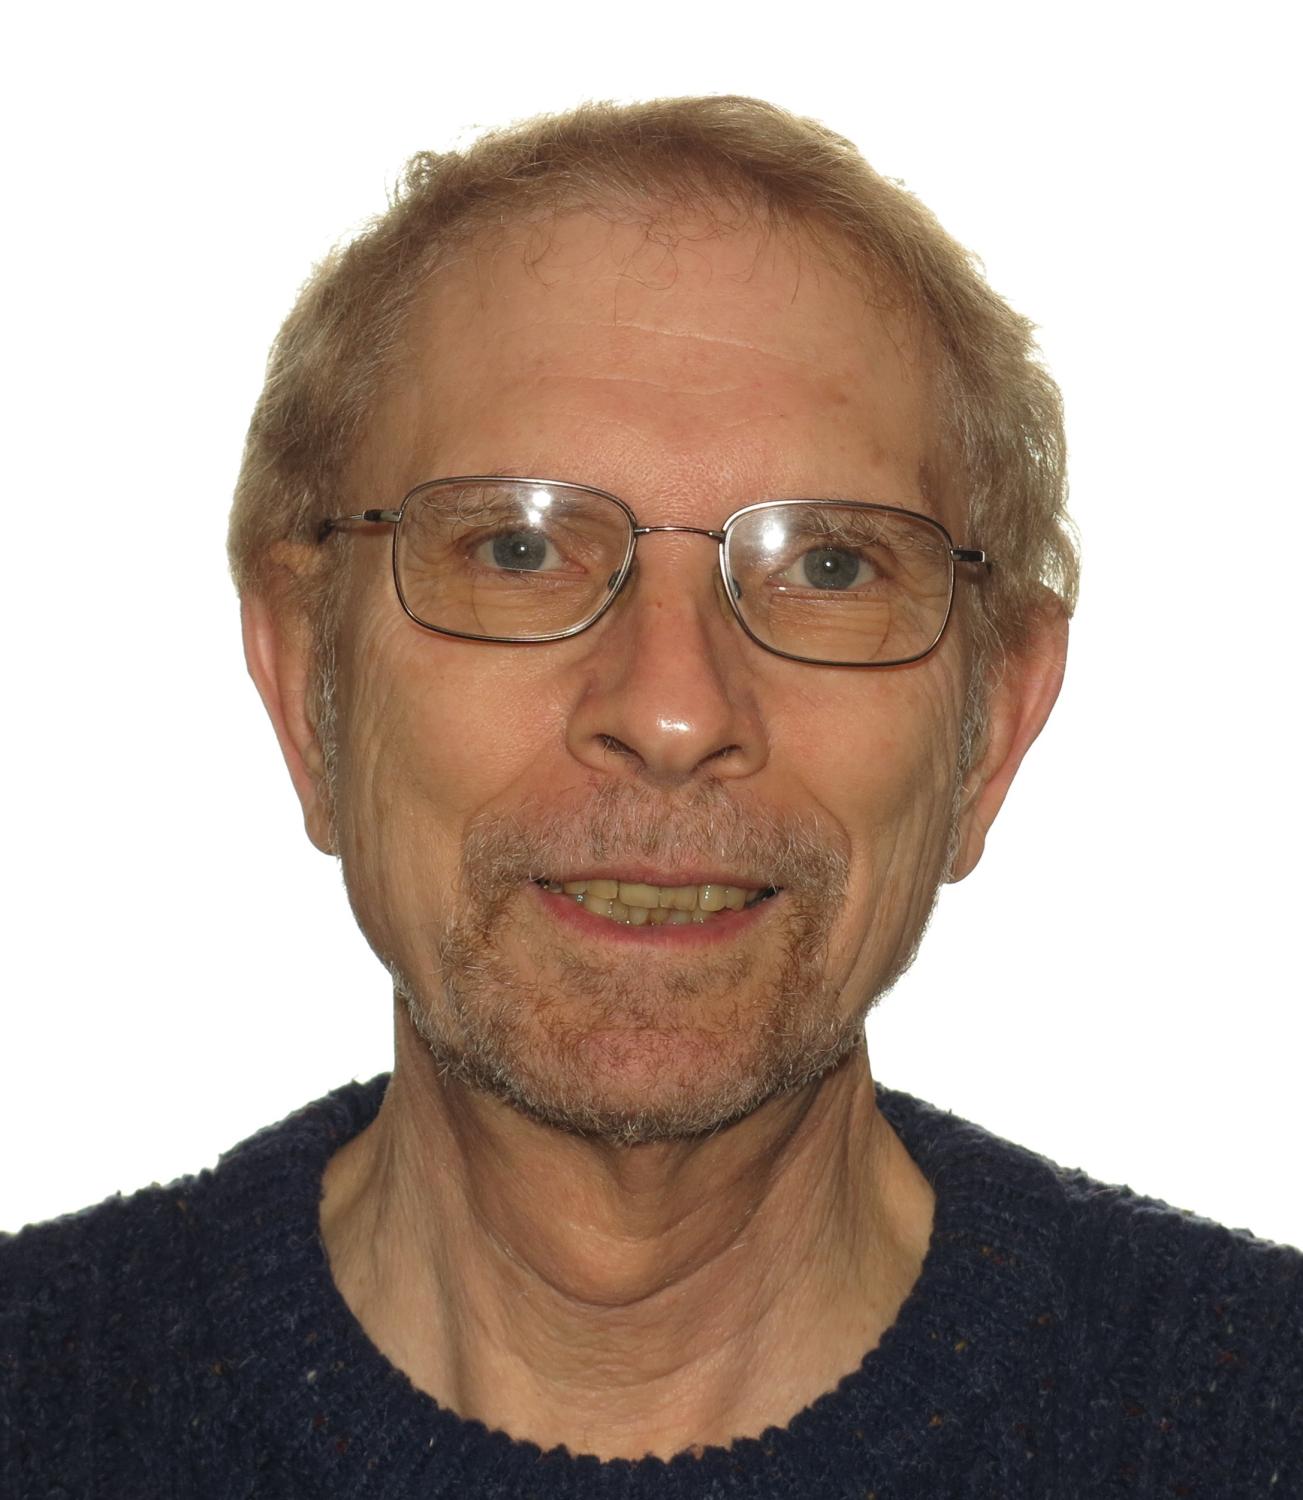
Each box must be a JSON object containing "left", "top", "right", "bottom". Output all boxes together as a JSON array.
[{"left": 393, "top": 479, "right": 954, "bottom": 664}]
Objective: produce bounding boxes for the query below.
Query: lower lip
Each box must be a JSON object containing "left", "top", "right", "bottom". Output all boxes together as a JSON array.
[{"left": 529, "top": 882, "right": 778, "bottom": 946}]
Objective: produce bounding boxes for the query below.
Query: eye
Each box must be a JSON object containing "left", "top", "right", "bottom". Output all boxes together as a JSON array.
[
  {"left": 473, "top": 528, "right": 566, "bottom": 572},
  {"left": 777, "top": 546, "right": 881, "bottom": 591}
]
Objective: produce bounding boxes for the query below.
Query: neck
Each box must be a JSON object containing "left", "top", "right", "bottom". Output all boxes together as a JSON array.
[{"left": 319, "top": 1006, "right": 935, "bottom": 1461}]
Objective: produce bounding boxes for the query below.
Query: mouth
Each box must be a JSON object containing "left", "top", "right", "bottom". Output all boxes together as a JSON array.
[{"left": 532, "top": 876, "right": 781, "bottom": 927}]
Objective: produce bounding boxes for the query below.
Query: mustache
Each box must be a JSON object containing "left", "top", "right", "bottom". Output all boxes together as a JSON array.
[{"left": 459, "top": 780, "right": 849, "bottom": 903}]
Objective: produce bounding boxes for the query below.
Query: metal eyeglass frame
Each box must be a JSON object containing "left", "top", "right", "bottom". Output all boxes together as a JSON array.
[{"left": 317, "top": 475, "right": 992, "bottom": 668}]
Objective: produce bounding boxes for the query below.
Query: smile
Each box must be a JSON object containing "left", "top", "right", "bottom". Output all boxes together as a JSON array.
[{"left": 533, "top": 877, "right": 780, "bottom": 926}]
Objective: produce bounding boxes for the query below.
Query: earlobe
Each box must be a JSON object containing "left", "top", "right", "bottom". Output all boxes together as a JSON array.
[
  {"left": 948, "top": 603, "right": 1069, "bottom": 883},
  {"left": 241, "top": 589, "right": 337, "bottom": 856}
]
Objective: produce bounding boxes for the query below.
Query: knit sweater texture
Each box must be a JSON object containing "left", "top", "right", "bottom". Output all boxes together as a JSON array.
[{"left": 2, "top": 1076, "right": 1300, "bottom": 1497}]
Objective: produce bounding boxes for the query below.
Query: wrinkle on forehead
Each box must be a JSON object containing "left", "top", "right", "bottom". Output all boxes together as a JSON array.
[
  {"left": 510, "top": 315, "right": 831, "bottom": 370},
  {"left": 495, "top": 323, "right": 862, "bottom": 412},
  {"left": 357, "top": 205, "right": 939, "bottom": 522},
  {"left": 538, "top": 371, "right": 757, "bottom": 399},
  {"left": 432, "top": 207, "right": 923, "bottom": 369}
]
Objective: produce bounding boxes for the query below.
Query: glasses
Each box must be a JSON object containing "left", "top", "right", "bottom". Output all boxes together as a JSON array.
[{"left": 318, "top": 477, "right": 990, "bottom": 667}]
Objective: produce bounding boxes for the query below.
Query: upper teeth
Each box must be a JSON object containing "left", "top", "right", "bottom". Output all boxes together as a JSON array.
[{"left": 539, "top": 877, "right": 768, "bottom": 925}]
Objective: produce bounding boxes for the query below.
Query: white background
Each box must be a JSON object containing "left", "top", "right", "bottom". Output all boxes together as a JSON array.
[{"left": 2, "top": 1, "right": 1298, "bottom": 1245}]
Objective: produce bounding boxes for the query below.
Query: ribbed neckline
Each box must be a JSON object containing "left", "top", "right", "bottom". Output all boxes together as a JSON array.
[{"left": 207, "top": 1075, "right": 1069, "bottom": 1495}]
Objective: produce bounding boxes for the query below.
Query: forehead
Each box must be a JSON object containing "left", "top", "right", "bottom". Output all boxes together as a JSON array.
[{"left": 365, "top": 206, "right": 937, "bottom": 518}]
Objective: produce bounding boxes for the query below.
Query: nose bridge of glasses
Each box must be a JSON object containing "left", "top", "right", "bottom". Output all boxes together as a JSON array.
[
  {"left": 625, "top": 523, "right": 733, "bottom": 593},
  {"left": 612, "top": 523, "right": 738, "bottom": 618},
  {"left": 631, "top": 524, "right": 727, "bottom": 543}
]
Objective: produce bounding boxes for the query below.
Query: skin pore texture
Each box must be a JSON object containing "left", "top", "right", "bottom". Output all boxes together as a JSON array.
[{"left": 244, "top": 206, "right": 1066, "bottom": 1461}]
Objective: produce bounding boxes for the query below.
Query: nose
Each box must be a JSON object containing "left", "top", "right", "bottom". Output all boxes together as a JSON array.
[{"left": 564, "top": 535, "right": 769, "bottom": 788}]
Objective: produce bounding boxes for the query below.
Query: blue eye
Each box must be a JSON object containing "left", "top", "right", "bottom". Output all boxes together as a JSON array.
[
  {"left": 795, "top": 548, "right": 874, "bottom": 590},
  {"left": 479, "top": 530, "right": 561, "bottom": 571}
]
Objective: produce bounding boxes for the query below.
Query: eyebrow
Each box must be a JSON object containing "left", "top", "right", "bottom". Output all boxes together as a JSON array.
[
  {"left": 412, "top": 470, "right": 936, "bottom": 523},
  {"left": 779, "top": 508, "right": 946, "bottom": 549}
]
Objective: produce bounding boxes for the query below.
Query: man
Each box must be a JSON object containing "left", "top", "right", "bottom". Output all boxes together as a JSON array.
[{"left": 3, "top": 95, "right": 1299, "bottom": 1496}]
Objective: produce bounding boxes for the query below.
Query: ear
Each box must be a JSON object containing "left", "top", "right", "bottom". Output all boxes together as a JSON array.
[
  {"left": 948, "top": 601, "right": 1068, "bottom": 883},
  {"left": 241, "top": 568, "right": 337, "bottom": 856}
]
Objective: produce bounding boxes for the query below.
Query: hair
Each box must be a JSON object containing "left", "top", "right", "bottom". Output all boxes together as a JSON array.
[{"left": 228, "top": 94, "right": 1078, "bottom": 686}]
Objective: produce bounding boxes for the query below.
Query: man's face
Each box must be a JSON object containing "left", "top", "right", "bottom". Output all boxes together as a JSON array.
[{"left": 322, "top": 209, "right": 974, "bottom": 1141}]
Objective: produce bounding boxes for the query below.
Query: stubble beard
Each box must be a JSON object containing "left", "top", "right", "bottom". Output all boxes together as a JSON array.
[
  {"left": 314, "top": 629, "right": 981, "bottom": 1146},
  {"left": 391, "top": 782, "right": 910, "bottom": 1147}
]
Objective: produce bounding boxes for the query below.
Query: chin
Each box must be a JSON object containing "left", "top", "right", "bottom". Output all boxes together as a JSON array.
[
  {"left": 406, "top": 967, "right": 865, "bottom": 1146},
  {"left": 395, "top": 878, "right": 870, "bottom": 1144},
  {"left": 522, "top": 1026, "right": 791, "bottom": 1144}
]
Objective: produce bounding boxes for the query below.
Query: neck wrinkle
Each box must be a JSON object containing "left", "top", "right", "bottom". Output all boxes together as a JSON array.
[{"left": 319, "top": 1023, "right": 934, "bottom": 1459}]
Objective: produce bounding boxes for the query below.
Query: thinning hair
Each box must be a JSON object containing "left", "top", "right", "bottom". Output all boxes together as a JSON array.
[{"left": 228, "top": 94, "right": 1078, "bottom": 685}]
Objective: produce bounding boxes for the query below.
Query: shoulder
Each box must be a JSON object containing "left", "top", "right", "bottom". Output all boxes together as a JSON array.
[
  {"left": 0, "top": 1076, "right": 389, "bottom": 1489},
  {"left": 0, "top": 1166, "right": 222, "bottom": 1489},
  {"left": 0, "top": 1075, "right": 388, "bottom": 1322},
  {"left": 1, "top": 1172, "right": 210, "bottom": 1347},
  {"left": 1057, "top": 1158, "right": 1302, "bottom": 1489},
  {"left": 880, "top": 1084, "right": 1302, "bottom": 1314},
  {"left": 1058, "top": 1161, "right": 1302, "bottom": 1384},
  {"left": 1049, "top": 1150, "right": 1302, "bottom": 1342},
  {"left": 881, "top": 1087, "right": 1302, "bottom": 1486}
]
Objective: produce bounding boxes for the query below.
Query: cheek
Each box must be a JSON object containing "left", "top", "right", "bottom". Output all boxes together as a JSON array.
[
  {"left": 772, "top": 664, "right": 964, "bottom": 964},
  {"left": 776, "top": 665, "right": 961, "bottom": 829},
  {"left": 330, "top": 614, "right": 568, "bottom": 956}
]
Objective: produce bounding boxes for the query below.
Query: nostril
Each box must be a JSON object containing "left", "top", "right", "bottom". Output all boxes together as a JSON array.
[{"left": 597, "top": 734, "right": 638, "bottom": 760}]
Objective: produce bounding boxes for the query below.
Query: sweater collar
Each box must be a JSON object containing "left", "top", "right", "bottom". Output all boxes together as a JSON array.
[{"left": 206, "top": 1074, "right": 1069, "bottom": 1495}]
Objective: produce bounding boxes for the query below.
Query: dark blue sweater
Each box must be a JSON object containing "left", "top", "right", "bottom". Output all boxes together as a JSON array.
[{"left": 3, "top": 1075, "right": 1300, "bottom": 1496}]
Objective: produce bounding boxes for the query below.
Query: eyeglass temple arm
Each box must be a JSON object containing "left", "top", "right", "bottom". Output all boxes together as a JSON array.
[
  {"left": 317, "top": 509, "right": 402, "bottom": 542},
  {"left": 952, "top": 547, "right": 991, "bottom": 572}
]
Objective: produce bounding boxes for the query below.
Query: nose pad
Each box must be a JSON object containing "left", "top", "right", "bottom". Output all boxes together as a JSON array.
[
  {"left": 607, "top": 551, "right": 641, "bottom": 596},
  {"left": 713, "top": 567, "right": 742, "bottom": 610}
]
